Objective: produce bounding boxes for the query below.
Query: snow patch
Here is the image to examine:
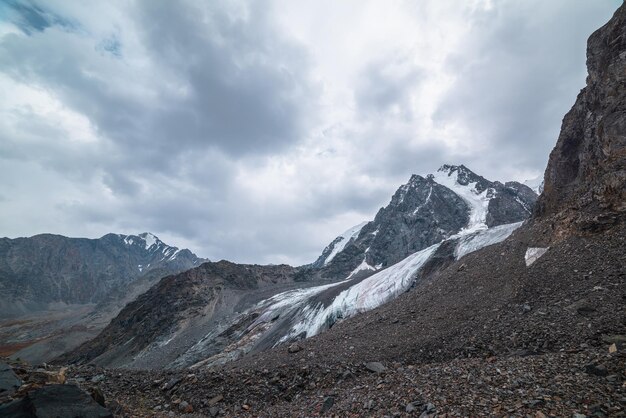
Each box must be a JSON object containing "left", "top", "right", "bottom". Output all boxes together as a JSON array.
[
  {"left": 169, "top": 248, "right": 182, "bottom": 261},
  {"left": 515, "top": 196, "right": 532, "bottom": 214},
  {"left": 347, "top": 258, "right": 376, "bottom": 278},
  {"left": 139, "top": 232, "right": 158, "bottom": 250},
  {"left": 413, "top": 186, "right": 433, "bottom": 215},
  {"left": 525, "top": 247, "right": 549, "bottom": 266},
  {"left": 432, "top": 168, "right": 492, "bottom": 234},
  {"left": 323, "top": 221, "right": 368, "bottom": 265}
]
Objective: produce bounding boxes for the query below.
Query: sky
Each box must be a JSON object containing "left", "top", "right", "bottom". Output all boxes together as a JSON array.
[{"left": 0, "top": 0, "right": 620, "bottom": 265}]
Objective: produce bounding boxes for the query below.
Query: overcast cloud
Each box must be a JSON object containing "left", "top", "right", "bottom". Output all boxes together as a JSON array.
[{"left": 0, "top": 0, "right": 620, "bottom": 265}]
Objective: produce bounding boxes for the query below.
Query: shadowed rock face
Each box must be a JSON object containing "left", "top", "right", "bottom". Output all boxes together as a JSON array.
[
  {"left": 536, "top": 4, "right": 626, "bottom": 227},
  {"left": 0, "top": 232, "right": 205, "bottom": 316}
]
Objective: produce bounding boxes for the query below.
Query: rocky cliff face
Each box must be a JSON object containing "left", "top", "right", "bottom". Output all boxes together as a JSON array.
[
  {"left": 315, "top": 165, "right": 537, "bottom": 279},
  {"left": 0, "top": 232, "right": 205, "bottom": 316},
  {"left": 536, "top": 4, "right": 626, "bottom": 229}
]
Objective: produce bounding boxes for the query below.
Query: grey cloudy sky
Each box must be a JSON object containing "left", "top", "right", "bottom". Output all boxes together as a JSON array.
[{"left": 0, "top": 0, "right": 620, "bottom": 265}]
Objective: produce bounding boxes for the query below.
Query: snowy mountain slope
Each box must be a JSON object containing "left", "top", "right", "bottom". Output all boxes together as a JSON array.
[
  {"left": 431, "top": 166, "right": 493, "bottom": 234},
  {"left": 313, "top": 165, "right": 537, "bottom": 280},
  {"left": 59, "top": 165, "right": 536, "bottom": 370},
  {"left": 313, "top": 221, "right": 368, "bottom": 267}
]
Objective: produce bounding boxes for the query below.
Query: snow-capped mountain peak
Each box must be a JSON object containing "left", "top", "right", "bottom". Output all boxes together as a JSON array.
[
  {"left": 312, "top": 164, "right": 537, "bottom": 277},
  {"left": 431, "top": 166, "right": 494, "bottom": 234},
  {"left": 119, "top": 232, "right": 204, "bottom": 266}
]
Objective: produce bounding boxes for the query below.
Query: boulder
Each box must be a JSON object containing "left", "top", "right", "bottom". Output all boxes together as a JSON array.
[
  {"left": 0, "top": 384, "right": 113, "bottom": 417},
  {"left": 0, "top": 362, "right": 22, "bottom": 396}
]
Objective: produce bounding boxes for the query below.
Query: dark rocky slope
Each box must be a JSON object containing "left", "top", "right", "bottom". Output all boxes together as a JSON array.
[{"left": 56, "top": 262, "right": 304, "bottom": 368}]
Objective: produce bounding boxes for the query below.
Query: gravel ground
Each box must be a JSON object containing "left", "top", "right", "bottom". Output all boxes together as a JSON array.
[{"left": 67, "top": 347, "right": 625, "bottom": 417}]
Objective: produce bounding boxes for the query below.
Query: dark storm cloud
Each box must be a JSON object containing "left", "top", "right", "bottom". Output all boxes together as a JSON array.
[
  {"left": 0, "top": 0, "right": 315, "bottom": 165},
  {"left": 132, "top": 1, "right": 315, "bottom": 157}
]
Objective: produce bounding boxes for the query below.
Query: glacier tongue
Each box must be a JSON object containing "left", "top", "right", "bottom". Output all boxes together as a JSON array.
[
  {"left": 261, "top": 222, "right": 522, "bottom": 347},
  {"left": 279, "top": 243, "right": 441, "bottom": 343}
]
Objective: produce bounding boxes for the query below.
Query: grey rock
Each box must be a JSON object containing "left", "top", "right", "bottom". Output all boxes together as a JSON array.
[
  {"left": 178, "top": 401, "right": 191, "bottom": 412},
  {"left": 88, "top": 386, "right": 106, "bottom": 408},
  {"left": 91, "top": 374, "right": 105, "bottom": 383},
  {"left": 321, "top": 396, "right": 334, "bottom": 413},
  {"left": 209, "top": 406, "right": 220, "bottom": 416},
  {"left": 0, "top": 384, "right": 113, "bottom": 418},
  {"left": 163, "top": 377, "right": 182, "bottom": 391},
  {"left": 406, "top": 401, "right": 422, "bottom": 413},
  {"left": 364, "top": 362, "right": 386, "bottom": 373},
  {"left": 584, "top": 363, "right": 608, "bottom": 377},
  {"left": 0, "top": 362, "right": 22, "bottom": 396},
  {"left": 288, "top": 343, "right": 302, "bottom": 353}
]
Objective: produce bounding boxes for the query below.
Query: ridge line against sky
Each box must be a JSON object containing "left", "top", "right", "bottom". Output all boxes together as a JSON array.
[{"left": 0, "top": 0, "right": 620, "bottom": 265}]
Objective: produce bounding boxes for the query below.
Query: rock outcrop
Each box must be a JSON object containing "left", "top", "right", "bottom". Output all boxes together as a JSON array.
[{"left": 536, "top": 4, "right": 626, "bottom": 229}]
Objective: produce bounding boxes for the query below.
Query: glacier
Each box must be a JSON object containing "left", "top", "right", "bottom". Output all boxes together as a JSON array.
[{"left": 186, "top": 220, "right": 524, "bottom": 366}]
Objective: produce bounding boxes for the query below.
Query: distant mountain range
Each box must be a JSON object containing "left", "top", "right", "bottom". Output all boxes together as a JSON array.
[
  {"left": 0, "top": 232, "right": 206, "bottom": 316},
  {"left": 0, "top": 232, "right": 206, "bottom": 364}
]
